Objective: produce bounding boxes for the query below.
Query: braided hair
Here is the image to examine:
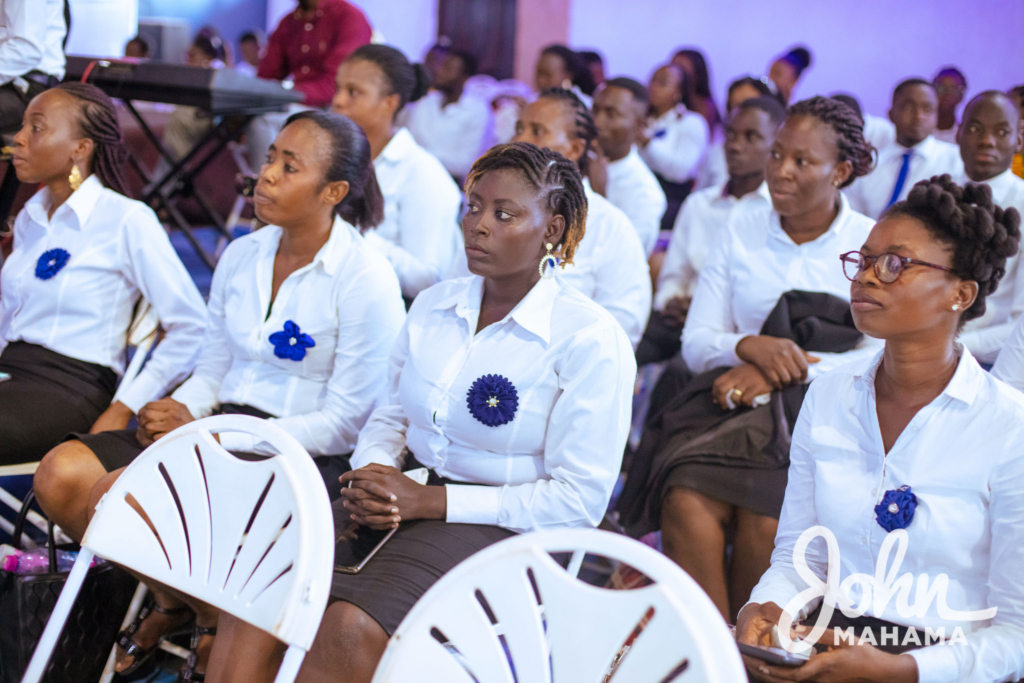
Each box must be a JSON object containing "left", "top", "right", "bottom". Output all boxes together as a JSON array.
[
  {"left": 284, "top": 110, "right": 384, "bottom": 231},
  {"left": 465, "top": 142, "right": 588, "bottom": 267},
  {"left": 55, "top": 82, "right": 131, "bottom": 197},
  {"left": 536, "top": 87, "right": 598, "bottom": 176},
  {"left": 887, "top": 175, "right": 1021, "bottom": 324},
  {"left": 788, "top": 95, "right": 875, "bottom": 188}
]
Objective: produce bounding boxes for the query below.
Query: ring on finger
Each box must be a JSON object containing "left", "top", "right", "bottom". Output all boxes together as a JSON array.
[{"left": 731, "top": 388, "right": 744, "bottom": 398}]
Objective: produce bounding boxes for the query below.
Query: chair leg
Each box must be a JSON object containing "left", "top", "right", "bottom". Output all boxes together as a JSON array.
[
  {"left": 20, "top": 548, "right": 94, "bottom": 683},
  {"left": 99, "top": 582, "right": 150, "bottom": 683},
  {"left": 272, "top": 646, "right": 306, "bottom": 683}
]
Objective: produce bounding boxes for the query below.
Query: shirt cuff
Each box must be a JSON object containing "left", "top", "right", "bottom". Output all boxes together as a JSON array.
[
  {"left": 445, "top": 484, "right": 501, "bottom": 525},
  {"left": 723, "top": 333, "right": 748, "bottom": 367},
  {"left": 653, "top": 283, "right": 683, "bottom": 311},
  {"left": 116, "top": 373, "right": 164, "bottom": 414},
  {"left": 908, "top": 644, "right": 958, "bottom": 683},
  {"left": 350, "top": 447, "right": 403, "bottom": 470},
  {"left": 217, "top": 430, "right": 258, "bottom": 454}
]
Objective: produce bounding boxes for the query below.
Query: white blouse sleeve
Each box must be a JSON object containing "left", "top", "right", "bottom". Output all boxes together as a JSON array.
[
  {"left": 992, "top": 315, "right": 1024, "bottom": 391},
  {"left": 960, "top": 256, "right": 1024, "bottom": 365},
  {"left": 654, "top": 195, "right": 700, "bottom": 310},
  {"left": 643, "top": 114, "right": 710, "bottom": 184},
  {"left": 587, "top": 227, "right": 651, "bottom": 349},
  {"left": 115, "top": 205, "right": 208, "bottom": 413},
  {"left": 445, "top": 323, "right": 637, "bottom": 533},
  {"left": 682, "top": 232, "right": 744, "bottom": 372},
  {"left": 0, "top": 0, "right": 47, "bottom": 85}
]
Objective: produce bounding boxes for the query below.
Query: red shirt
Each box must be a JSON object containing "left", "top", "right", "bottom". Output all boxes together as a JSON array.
[{"left": 258, "top": 0, "right": 372, "bottom": 108}]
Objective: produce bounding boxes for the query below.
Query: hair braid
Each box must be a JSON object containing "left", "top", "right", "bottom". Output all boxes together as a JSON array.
[
  {"left": 888, "top": 174, "right": 1022, "bottom": 324},
  {"left": 55, "top": 82, "right": 132, "bottom": 197},
  {"left": 465, "top": 142, "right": 588, "bottom": 266},
  {"left": 788, "top": 95, "right": 876, "bottom": 187},
  {"left": 537, "top": 87, "right": 598, "bottom": 176}
]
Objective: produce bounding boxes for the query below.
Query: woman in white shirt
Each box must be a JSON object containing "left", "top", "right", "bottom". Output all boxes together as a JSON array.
[
  {"left": 619, "top": 97, "right": 879, "bottom": 623},
  {"left": 205, "top": 142, "right": 637, "bottom": 683},
  {"left": 0, "top": 82, "right": 206, "bottom": 464},
  {"left": 739, "top": 176, "right": 1024, "bottom": 683},
  {"left": 331, "top": 44, "right": 462, "bottom": 301},
  {"left": 34, "top": 110, "right": 406, "bottom": 680}
]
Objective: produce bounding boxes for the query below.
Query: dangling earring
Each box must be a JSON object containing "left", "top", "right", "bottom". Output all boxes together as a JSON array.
[
  {"left": 539, "top": 243, "right": 558, "bottom": 278},
  {"left": 68, "top": 164, "right": 83, "bottom": 192}
]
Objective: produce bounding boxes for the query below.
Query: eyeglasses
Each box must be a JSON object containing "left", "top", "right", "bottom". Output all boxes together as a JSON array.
[{"left": 840, "top": 251, "right": 956, "bottom": 284}]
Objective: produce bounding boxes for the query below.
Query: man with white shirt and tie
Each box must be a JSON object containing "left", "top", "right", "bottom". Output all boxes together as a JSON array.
[
  {"left": 590, "top": 77, "right": 667, "bottom": 256},
  {"left": 958, "top": 91, "right": 1024, "bottom": 365},
  {"left": 847, "top": 79, "right": 963, "bottom": 219},
  {"left": 0, "top": 0, "right": 65, "bottom": 137}
]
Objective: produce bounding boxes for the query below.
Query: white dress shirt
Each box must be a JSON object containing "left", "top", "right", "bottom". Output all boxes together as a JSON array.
[
  {"left": 847, "top": 135, "right": 964, "bottom": 220},
  {"left": 362, "top": 127, "right": 462, "bottom": 299},
  {"left": 992, "top": 314, "right": 1024, "bottom": 391},
  {"left": 862, "top": 113, "right": 896, "bottom": 154},
  {"left": 750, "top": 347, "right": 1024, "bottom": 683},
  {"left": 639, "top": 104, "right": 710, "bottom": 184},
  {"left": 0, "top": 0, "right": 65, "bottom": 85},
  {"left": 171, "top": 218, "right": 406, "bottom": 456},
  {"left": 957, "top": 169, "right": 1024, "bottom": 363},
  {"left": 405, "top": 90, "right": 495, "bottom": 179},
  {"left": 697, "top": 139, "right": 728, "bottom": 190},
  {"left": 350, "top": 275, "right": 636, "bottom": 534},
  {"left": 0, "top": 175, "right": 206, "bottom": 412},
  {"left": 683, "top": 193, "right": 881, "bottom": 376},
  {"left": 654, "top": 181, "right": 771, "bottom": 310},
  {"left": 605, "top": 146, "right": 667, "bottom": 256}
]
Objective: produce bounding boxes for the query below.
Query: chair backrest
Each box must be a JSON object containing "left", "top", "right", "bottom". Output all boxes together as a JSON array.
[
  {"left": 82, "top": 415, "right": 334, "bottom": 650},
  {"left": 372, "top": 528, "right": 744, "bottom": 683}
]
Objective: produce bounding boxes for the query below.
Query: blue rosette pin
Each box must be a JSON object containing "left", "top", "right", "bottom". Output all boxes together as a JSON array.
[
  {"left": 269, "top": 320, "right": 315, "bottom": 361},
  {"left": 466, "top": 374, "right": 519, "bottom": 427},
  {"left": 35, "top": 248, "right": 71, "bottom": 280},
  {"left": 874, "top": 485, "right": 918, "bottom": 532}
]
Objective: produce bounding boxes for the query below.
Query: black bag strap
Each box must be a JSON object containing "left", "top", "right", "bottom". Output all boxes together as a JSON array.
[{"left": 10, "top": 487, "right": 58, "bottom": 572}]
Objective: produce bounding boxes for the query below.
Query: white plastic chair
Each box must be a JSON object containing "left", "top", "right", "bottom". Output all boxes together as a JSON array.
[
  {"left": 19, "top": 414, "right": 335, "bottom": 683},
  {"left": 372, "top": 528, "right": 744, "bottom": 683}
]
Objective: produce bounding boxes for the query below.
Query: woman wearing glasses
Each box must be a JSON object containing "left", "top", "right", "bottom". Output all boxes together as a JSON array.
[
  {"left": 619, "top": 97, "right": 879, "bottom": 623},
  {"left": 738, "top": 175, "right": 1024, "bottom": 683}
]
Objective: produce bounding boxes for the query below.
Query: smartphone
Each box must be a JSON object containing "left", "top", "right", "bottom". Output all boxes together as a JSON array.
[
  {"left": 333, "top": 468, "right": 430, "bottom": 575},
  {"left": 737, "top": 642, "right": 810, "bottom": 668},
  {"left": 0, "top": 372, "right": 11, "bottom": 384}
]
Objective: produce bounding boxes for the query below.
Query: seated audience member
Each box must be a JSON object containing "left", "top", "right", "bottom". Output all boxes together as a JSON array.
[
  {"left": 641, "top": 63, "right": 710, "bottom": 230},
  {"left": 847, "top": 79, "right": 963, "bottom": 220},
  {"left": 699, "top": 75, "right": 779, "bottom": 189},
  {"left": 768, "top": 46, "right": 812, "bottom": 105},
  {"left": 0, "top": 0, "right": 66, "bottom": 137},
  {"left": 579, "top": 49, "right": 605, "bottom": 90},
  {"left": 1010, "top": 85, "right": 1024, "bottom": 179},
  {"left": 421, "top": 40, "right": 450, "bottom": 86},
  {"left": 671, "top": 48, "right": 721, "bottom": 133},
  {"left": 247, "top": 0, "right": 372, "bottom": 169},
  {"left": 740, "top": 177, "right": 1024, "bottom": 683},
  {"left": 619, "top": 97, "right": 878, "bottom": 622},
  {"left": 534, "top": 44, "right": 596, "bottom": 101},
  {"left": 512, "top": 87, "right": 651, "bottom": 347},
  {"left": 591, "top": 77, "right": 667, "bottom": 255},
  {"left": 204, "top": 142, "right": 636, "bottom": 683},
  {"left": 405, "top": 49, "right": 494, "bottom": 181},
  {"left": 34, "top": 111, "right": 405, "bottom": 680},
  {"left": 235, "top": 30, "right": 265, "bottom": 78},
  {"left": 955, "top": 91, "right": 1024, "bottom": 363},
  {"left": 124, "top": 35, "right": 150, "bottom": 59},
  {"left": 640, "top": 96, "right": 783, "bottom": 365},
  {"left": 832, "top": 92, "right": 896, "bottom": 153},
  {"left": 933, "top": 66, "right": 967, "bottom": 144},
  {"left": 0, "top": 83, "right": 206, "bottom": 464},
  {"left": 332, "top": 45, "right": 461, "bottom": 299}
]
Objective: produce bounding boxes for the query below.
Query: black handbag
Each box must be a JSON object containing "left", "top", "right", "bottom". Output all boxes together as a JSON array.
[{"left": 0, "top": 489, "right": 137, "bottom": 683}]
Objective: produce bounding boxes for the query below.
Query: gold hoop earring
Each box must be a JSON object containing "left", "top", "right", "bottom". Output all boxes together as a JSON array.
[
  {"left": 68, "top": 164, "right": 83, "bottom": 192},
  {"left": 539, "top": 243, "right": 558, "bottom": 278}
]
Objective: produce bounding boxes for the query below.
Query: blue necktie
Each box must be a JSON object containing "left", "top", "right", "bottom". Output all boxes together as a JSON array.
[{"left": 886, "top": 151, "right": 912, "bottom": 209}]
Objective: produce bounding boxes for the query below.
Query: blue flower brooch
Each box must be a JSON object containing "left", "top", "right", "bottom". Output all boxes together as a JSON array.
[
  {"left": 874, "top": 485, "right": 918, "bottom": 532},
  {"left": 35, "top": 248, "right": 70, "bottom": 280},
  {"left": 269, "top": 320, "right": 315, "bottom": 361},
  {"left": 466, "top": 374, "right": 519, "bottom": 427}
]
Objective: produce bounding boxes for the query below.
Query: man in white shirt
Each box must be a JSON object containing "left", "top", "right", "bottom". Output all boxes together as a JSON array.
[
  {"left": 0, "top": 0, "right": 66, "bottom": 136},
  {"left": 639, "top": 96, "right": 781, "bottom": 365},
  {"left": 958, "top": 91, "right": 1024, "bottom": 364},
  {"left": 405, "top": 50, "right": 494, "bottom": 181},
  {"left": 591, "top": 77, "right": 667, "bottom": 255},
  {"left": 847, "top": 79, "right": 963, "bottom": 219}
]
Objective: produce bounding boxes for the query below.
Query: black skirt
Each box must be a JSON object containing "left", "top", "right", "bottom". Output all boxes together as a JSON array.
[
  {"left": 74, "top": 403, "right": 350, "bottom": 501},
  {"left": 0, "top": 342, "right": 117, "bottom": 465},
  {"left": 329, "top": 468, "right": 516, "bottom": 636}
]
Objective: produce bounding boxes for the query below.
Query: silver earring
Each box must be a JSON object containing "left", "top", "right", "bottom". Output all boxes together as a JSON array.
[
  {"left": 952, "top": 304, "right": 961, "bottom": 311},
  {"left": 539, "top": 242, "right": 557, "bottom": 278}
]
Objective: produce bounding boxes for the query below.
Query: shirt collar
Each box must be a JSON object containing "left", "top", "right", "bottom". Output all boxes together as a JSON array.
[
  {"left": 855, "top": 343, "right": 982, "bottom": 406},
  {"left": 768, "top": 191, "right": 854, "bottom": 245},
  {"left": 377, "top": 127, "right": 416, "bottom": 165},
  {"left": 977, "top": 168, "right": 1019, "bottom": 204},
  {"left": 26, "top": 173, "right": 104, "bottom": 230},
  {"left": 260, "top": 216, "right": 353, "bottom": 276},
  {"left": 437, "top": 275, "right": 557, "bottom": 344},
  {"left": 606, "top": 145, "right": 640, "bottom": 177},
  {"left": 891, "top": 134, "right": 936, "bottom": 161},
  {"left": 718, "top": 180, "right": 771, "bottom": 203}
]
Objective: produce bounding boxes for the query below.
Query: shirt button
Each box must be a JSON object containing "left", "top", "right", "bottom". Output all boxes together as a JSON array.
[
  {"left": 301, "top": 44, "right": 310, "bottom": 53},
  {"left": 861, "top": 536, "right": 868, "bottom": 545},
  {"left": 304, "top": 23, "right": 313, "bottom": 31},
  {"left": 301, "top": 65, "right": 310, "bottom": 74}
]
